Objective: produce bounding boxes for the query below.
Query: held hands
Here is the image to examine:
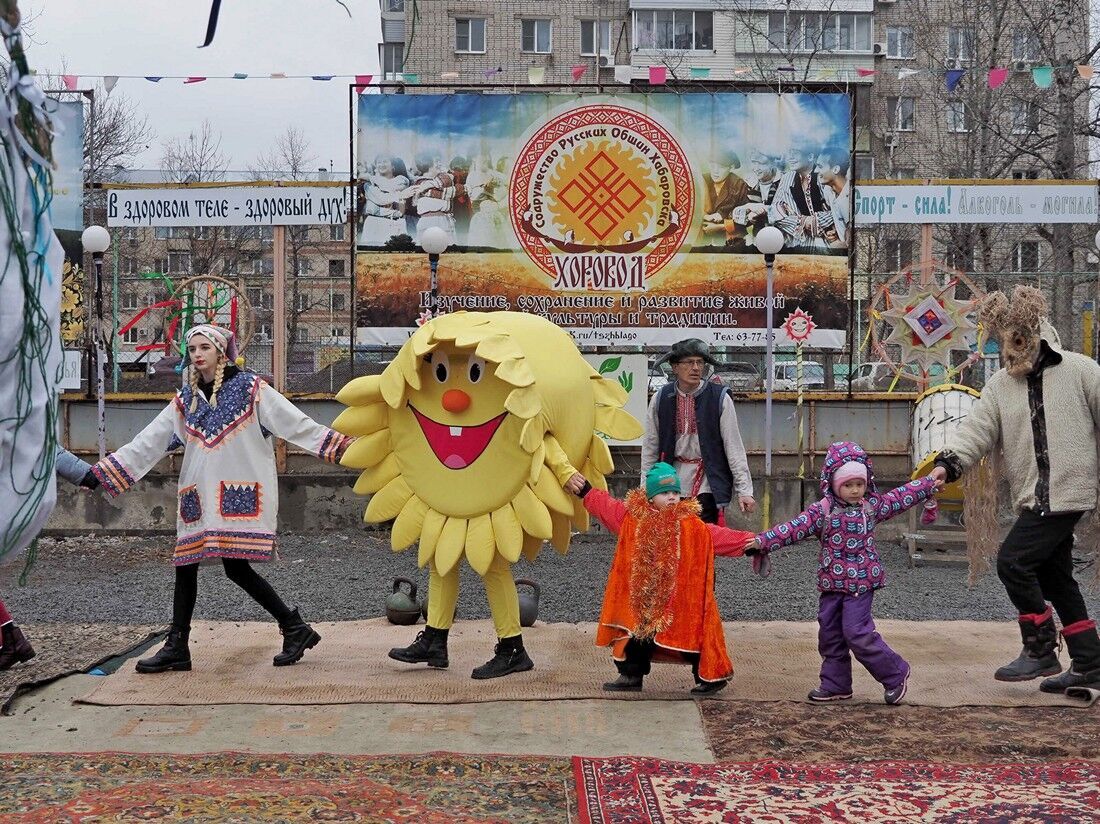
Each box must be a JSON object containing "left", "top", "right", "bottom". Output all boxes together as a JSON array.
[
  {"left": 738, "top": 495, "right": 756, "bottom": 514},
  {"left": 930, "top": 466, "right": 947, "bottom": 489},
  {"left": 564, "top": 473, "right": 587, "bottom": 495}
]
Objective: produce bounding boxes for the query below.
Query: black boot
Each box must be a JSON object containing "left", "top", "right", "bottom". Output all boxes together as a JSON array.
[
  {"left": 388, "top": 625, "right": 449, "bottom": 668},
  {"left": 471, "top": 634, "right": 534, "bottom": 679},
  {"left": 994, "top": 615, "right": 1061, "bottom": 681},
  {"left": 136, "top": 626, "right": 191, "bottom": 674},
  {"left": 0, "top": 623, "right": 36, "bottom": 671},
  {"left": 603, "top": 673, "right": 643, "bottom": 692},
  {"left": 1040, "top": 624, "right": 1100, "bottom": 693},
  {"left": 273, "top": 607, "right": 321, "bottom": 667}
]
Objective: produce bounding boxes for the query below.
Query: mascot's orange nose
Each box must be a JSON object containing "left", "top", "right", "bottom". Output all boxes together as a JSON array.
[{"left": 442, "top": 389, "right": 471, "bottom": 413}]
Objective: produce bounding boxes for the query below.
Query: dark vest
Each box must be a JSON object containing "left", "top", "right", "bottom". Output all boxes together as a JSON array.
[{"left": 656, "top": 381, "right": 733, "bottom": 506}]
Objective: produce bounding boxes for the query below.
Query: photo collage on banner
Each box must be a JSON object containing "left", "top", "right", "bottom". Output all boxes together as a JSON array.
[{"left": 355, "top": 92, "right": 850, "bottom": 349}]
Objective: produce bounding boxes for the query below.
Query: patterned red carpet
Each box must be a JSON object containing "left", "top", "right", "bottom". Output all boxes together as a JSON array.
[
  {"left": 574, "top": 757, "right": 1100, "bottom": 823},
  {"left": 2, "top": 752, "right": 573, "bottom": 823}
]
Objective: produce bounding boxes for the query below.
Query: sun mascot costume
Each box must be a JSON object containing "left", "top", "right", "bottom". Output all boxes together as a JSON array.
[{"left": 334, "top": 311, "right": 642, "bottom": 678}]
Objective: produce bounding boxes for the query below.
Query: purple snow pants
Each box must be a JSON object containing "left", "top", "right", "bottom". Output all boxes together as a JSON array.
[{"left": 817, "top": 591, "right": 908, "bottom": 694}]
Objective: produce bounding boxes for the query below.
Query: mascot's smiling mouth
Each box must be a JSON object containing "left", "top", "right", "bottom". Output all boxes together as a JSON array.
[{"left": 410, "top": 405, "right": 508, "bottom": 469}]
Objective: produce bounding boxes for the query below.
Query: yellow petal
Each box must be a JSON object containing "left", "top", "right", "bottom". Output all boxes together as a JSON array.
[
  {"left": 582, "top": 461, "right": 608, "bottom": 491},
  {"left": 521, "top": 531, "right": 544, "bottom": 562},
  {"left": 533, "top": 465, "right": 575, "bottom": 516},
  {"left": 550, "top": 512, "right": 572, "bottom": 554},
  {"left": 380, "top": 363, "right": 407, "bottom": 409},
  {"left": 520, "top": 416, "right": 546, "bottom": 454},
  {"left": 595, "top": 405, "right": 643, "bottom": 441},
  {"left": 418, "top": 508, "right": 446, "bottom": 567},
  {"left": 411, "top": 325, "right": 436, "bottom": 357},
  {"left": 529, "top": 443, "right": 545, "bottom": 485},
  {"left": 391, "top": 495, "right": 428, "bottom": 551},
  {"left": 332, "top": 403, "right": 388, "bottom": 437},
  {"left": 495, "top": 357, "right": 535, "bottom": 387},
  {"left": 464, "top": 514, "right": 496, "bottom": 575},
  {"left": 434, "top": 516, "right": 468, "bottom": 576},
  {"left": 335, "top": 375, "right": 382, "bottom": 406},
  {"left": 571, "top": 496, "right": 590, "bottom": 532},
  {"left": 591, "top": 375, "right": 629, "bottom": 406},
  {"left": 340, "top": 430, "right": 392, "bottom": 469},
  {"left": 353, "top": 453, "right": 400, "bottom": 495},
  {"left": 365, "top": 476, "right": 413, "bottom": 522},
  {"left": 491, "top": 505, "right": 524, "bottom": 563},
  {"left": 589, "top": 434, "right": 614, "bottom": 474},
  {"left": 512, "top": 484, "right": 553, "bottom": 539},
  {"left": 504, "top": 386, "right": 541, "bottom": 420},
  {"left": 396, "top": 344, "right": 422, "bottom": 391},
  {"left": 476, "top": 334, "right": 523, "bottom": 363}
]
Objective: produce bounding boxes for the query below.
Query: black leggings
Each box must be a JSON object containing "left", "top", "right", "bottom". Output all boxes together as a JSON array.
[{"left": 172, "top": 558, "right": 293, "bottom": 628}]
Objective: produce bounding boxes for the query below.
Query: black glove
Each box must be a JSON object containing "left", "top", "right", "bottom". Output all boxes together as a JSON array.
[{"left": 79, "top": 470, "right": 100, "bottom": 489}]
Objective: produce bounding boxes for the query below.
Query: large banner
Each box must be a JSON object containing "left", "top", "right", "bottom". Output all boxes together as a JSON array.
[
  {"left": 356, "top": 92, "right": 851, "bottom": 348},
  {"left": 854, "top": 182, "right": 1099, "bottom": 225}
]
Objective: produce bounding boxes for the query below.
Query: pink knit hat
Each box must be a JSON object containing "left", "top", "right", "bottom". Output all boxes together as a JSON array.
[
  {"left": 831, "top": 460, "right": 868, "bottom": 494},
  {"left": 185, "top": 324, "right": 239, "bottom": 363}
]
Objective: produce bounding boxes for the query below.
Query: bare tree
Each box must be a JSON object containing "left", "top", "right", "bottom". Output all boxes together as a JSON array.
[{"left": 86, "top": 84, "right": 154, "bottom": 186}]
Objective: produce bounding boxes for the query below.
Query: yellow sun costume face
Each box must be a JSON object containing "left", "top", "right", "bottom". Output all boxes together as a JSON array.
[{"left": 333, "top": 311, "right": 642, "bottom": 576}]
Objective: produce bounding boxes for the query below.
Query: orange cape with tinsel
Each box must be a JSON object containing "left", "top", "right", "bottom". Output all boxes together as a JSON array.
[{"left": 595, "top": 489, "right": 733, "bottom": 682}]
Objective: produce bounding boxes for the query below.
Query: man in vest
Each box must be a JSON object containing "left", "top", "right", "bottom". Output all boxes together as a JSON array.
[{"left": 642, "top": 339, "right": 755, "bottom": 523}]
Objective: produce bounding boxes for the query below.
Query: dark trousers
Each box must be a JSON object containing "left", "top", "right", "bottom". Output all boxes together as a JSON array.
[
  {"left": 997, "top": 510, "right": 1090, "bottom": 626},
  {"left": 615, "top": 637, "right": 703, "bottom": 684},
  {"left": 697, "top": 492, "right": 719, "bottom": 524},
  {"left": 172, "top": 559, "right": 294, "bottom": 628}
]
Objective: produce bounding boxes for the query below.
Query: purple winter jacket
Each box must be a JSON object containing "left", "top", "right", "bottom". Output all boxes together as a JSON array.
[{"left": 755, "top": 441, "right": 938, "bottom": 596}]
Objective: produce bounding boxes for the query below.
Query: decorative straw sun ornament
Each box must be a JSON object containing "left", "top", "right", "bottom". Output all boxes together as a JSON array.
[{"left": 333, "top": 311, "right": 642, "bottom": 574}]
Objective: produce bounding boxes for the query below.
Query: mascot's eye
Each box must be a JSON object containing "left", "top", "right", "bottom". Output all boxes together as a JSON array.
[
  {"left": 429, "top": 352, "right": 450, "bottom": 383},
  {"left": 467, "top": 355, "right": 486, "bottom": 384}
]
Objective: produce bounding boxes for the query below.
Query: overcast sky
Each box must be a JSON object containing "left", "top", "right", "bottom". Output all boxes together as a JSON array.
[{"left": 26, "top": 0, "right": 381, "bottom": 173}]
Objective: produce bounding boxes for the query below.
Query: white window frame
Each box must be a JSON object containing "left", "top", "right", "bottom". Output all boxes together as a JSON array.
[
  {"left": 383, "top": 0, "right": 404, "bottom": 11},
  {"left": 1012, "top": 28, "right": 1040, "bottom": 63},
  {"left": 329, "top": 224, "right": 346, "bottom": 241},
  {"left": 253, "top": 258, "right": 274, "bottom": 276},
  {"left": 1010, "top": 99, "right": 1039, "bottom": 135},
  {"left": 1014, "top": 240, "right": 1040, "bottom": 273},
  {"left": 121, "top": 291, "right": 141, "bottom": 310},
  {"left": 294, "top": 326, "right": 310, "bottom": 344},
  {"left": 947, "top": 27, "right": 974, "bottom": 63},
  {"left": 884, "top": 239, "right": 913, "bottom": 271},
  {"left": 887, "top": 96, "right": 915, "bottom": 131},
  {"left": 767, "top": 12, "right": 871, "bottom": 54},
  {"left": 521, "top": 19, "right": 552, "bottom": 54},
  {"left": 455, "top": 17, "right": 486, "bottom": 54},
  {"left": 382, "top": 42, "right": 404, "bottom": 80},
  {"left": 886, "top": 26, "right": 913, "bottom": 60},
  {"left": 167, "top": 252, "right": 191, "bottom": 274},
  {"left": 295, "top": 258, "right": 311, "bottom": 276},
  {"left": 122, "top": 226, "right": 140, "bottom": 241},
  {"left": 946, "top": 101, "right": 970, "bottom": 133},
  {"left": 295, "top": 293, "right": 310, "bottom": 312},
  {"left": 122, "top": 326, "right": 141, "bottom": 344},
  {"left": 893, "top": 167, "right": 916, "bottom": 180},
  {"left": 853, "top": 154, "right": 874, "bottom": 181},
  {"left": 633, "top": 10, "right": 713, "bottom": 51},
  {"left": 580, "top": 20, "right": 611, "bottom": 56},
  {"left": 1012, "top": 169, "right": 1039, "bottom": 180}
]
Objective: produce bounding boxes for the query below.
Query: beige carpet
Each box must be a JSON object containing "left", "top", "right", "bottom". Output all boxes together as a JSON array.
[{"left": 78, "top": 619, "right": 1094, "bottom": 708}]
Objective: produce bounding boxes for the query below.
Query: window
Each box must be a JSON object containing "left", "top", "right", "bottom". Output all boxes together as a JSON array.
[
  {"left": 946, "top": 101, "right": 970, "bottom": 132},
  {"left": 259, "top": 226, "right": 274, "bottom": 242},
  {"left": 383, "top": 0, "right": 404, "bottom": 11},
  {"left": 295, "top": 293, "right": 310, "bottom": 312},
  {"left": 884, "top": 239, "right": 914, "bottom": 270},
  {"left": 455, "top": 17, "right": 486, "bottom": 53},
  {"left": 886, "top": 26, "right": 913, "bottom": 59},
  {"left": 945, "top": 246, "right": 978, "bottom": 273},
  {"left": 521, "top": 20, "right": 552, "bottom": 53},
  {"left": 122, "top": 226, "right": 140, "bottom": 241},
  {"left": 633, "top": 10, "right": 712, "bottom": 50},
  {"left": 853, "top": 153, "right": 874, "bottom": 181},
  {"left": 767, "top": 12, "right": 870, "bottom": 53},
  {"left": 947, "top": 27, "right": 974, "bottom": 62},
  {"left": 121, "top": 291, "right": 140, "bottom": 310},
  {"left": 893, "top": 167, "right": 916, "bottom": 179},
  {"left": 1012, "top": 169, "right": 1040, "bottom": 180},
  {"left": 122, "top": 327, "right": 140, "bottom": 344},
  {"left": 887, "top": 96, "right": 915, "bottom": 131},
  {"left": 222, "top": 255, "right": 238, "bottom": 274},
  {"left": 329, "top": 224, "right": 345, "bottom": 241},
  {"left": 295, "top": 258, "right": 312, "bottom": 276},
  {"left": 1012, "top": 28, "right": 1040, "bottom": 62},
  {"left": 382, "top": 43, "right": 403, "bottom": 80},
  {"left": 1015, "top": 241, "right": 1040, "bottom": 272},
  {"left": 331, "top": 293, "right": 347, "bottom": 312},
  {"left": 119, "top": 256, "right": 136, "bottom": 275},
  {"left": 581, "top": 20, "right": 611, "bottom": 56},
  {"left": 154, "top": 226, "right": 171, "bottom": 240},
  {"left": 329, "top": 259, "right": 346, "bottom": 278},
  {"left": 331, "top": 326, "right": 347, "bottom": 338},
  {"left": 294, "top": 327, "right": 310, "bottom": 344},
  {"left": 168, "top": 252, "right": 191, "bottom": 274},
  {"left": 248, "top": 287, "right": 274, "bottom": 311},
  {"left": 253, "top": 258, "right": 274, "bottom": 276},
  {"left": 258, "top": 323, "right": 272, "bottom": 339},
  {"left": 1010, "top": 100, "right": 1039, "bottom": 134},
  {"left": 152, "top": 257, "right": 168, "bottom": 275}
]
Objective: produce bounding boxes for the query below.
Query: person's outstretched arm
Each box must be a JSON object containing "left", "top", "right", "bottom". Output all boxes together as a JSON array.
[
  {"left": 708, "top": 523, "right": 756, "bottom": 557},
  {"left": 565, "top": 473, "right": 627, "bottom": 535},
  {"left": 90, "top": 401, "right": 183, "bottom": 497},
  {"left": 868, "top": 475, "right": 942, "bottom": 523},
  {"left": 755, "top": 501, "right": 826, "bottom": 553},
  {"left": 255, "top": 381, "right": 353, "bottom": 464}
]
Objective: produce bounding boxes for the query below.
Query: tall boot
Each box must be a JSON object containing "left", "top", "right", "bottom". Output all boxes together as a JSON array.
[
  {"left": 136, "top": 626, "right": 191, "bottom": 674},
  {"left": 994, "top": 612, "right": 1062, "bottom": 682},
  {"left": 0, "top": 623, "right": 36, "bottom": 671},
  {"left": 471, "top": 634, "right": 534, "bottom": 680},
  {"left": 273, "top": 607, "right": 321, "bottom": 667},
  {"left": 388, "top": 625, "right": 449, "bottom": 668},
  {"left": 1040, "top": 621, "right": 1100, "bottom": 693}
]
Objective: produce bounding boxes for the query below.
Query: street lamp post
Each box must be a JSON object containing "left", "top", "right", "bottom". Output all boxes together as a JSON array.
[
  {"left": 81, "top": 225, "right": 111, "bottom": 459},
  {"left": 420, "top": 226, "right": 450, "bottom": 319},
  {"left": 755, "top": 226, "right": 785, "bottom": 479}
]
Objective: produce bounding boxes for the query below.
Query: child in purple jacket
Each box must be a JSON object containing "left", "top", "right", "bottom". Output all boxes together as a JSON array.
[{"left": 755, "top": 441, "right": 941, "bottom": 705}]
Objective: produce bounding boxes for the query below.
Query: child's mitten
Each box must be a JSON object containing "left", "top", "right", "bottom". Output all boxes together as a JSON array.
[
  {"left": 920, "top": 498, "right": 938, "bottom": 525},
  {"left": 751, "top": 550, "right": 773, "bottom": 578}
]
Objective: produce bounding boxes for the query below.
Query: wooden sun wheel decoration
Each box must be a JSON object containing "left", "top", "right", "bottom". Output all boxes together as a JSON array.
[{"left": 867, "top": 261, "right": 987, "bottom": 391}]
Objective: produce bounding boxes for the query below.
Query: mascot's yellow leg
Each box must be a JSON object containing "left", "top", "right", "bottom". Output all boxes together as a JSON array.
[
  {"left": 482, "top": 552, "right": 521, "bottom": 639},
  {"left": 426, "top": 560, "right": 459, "bottom": 629}
]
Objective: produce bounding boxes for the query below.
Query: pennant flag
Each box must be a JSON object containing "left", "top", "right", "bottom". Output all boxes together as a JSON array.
[
  {"left": 145, "top": 76, "right": 163, "bottom": 82},
  {"left": 572, "top": 64, "right": 587, "bottom": 81},
  {"left": 1078, "top": 65, "right": 1095, "bottom": 80},
  {"left": 354, "top": 74, "right": 372, "bottom": 92},
  {"left": 403, "top": 73, "right": 419, "bottom": 85},
  {"left": 61, "top": 75, "right": 78, "bottom": 90},
  {"left": 898, "top": 68, "right": 920, "bottom": 80},
  {"left": 856, "top": 68, "right": 876, "bottom": 77},
  {"left": 528, "top": 66, "right": 545, "bottom": 84},
  {"left": 103, "top": 76, "right": 118, "bottom": 94},
  {"left": 312, "top": 75, "right": 334, "bottom": 81},
  {"left": 776, "top": 65, "right": 796, "bottom": 73},
  {"left": 988, "top": 68, "right": 1008, "bottom": 89},
  {"left": 184, "top": 76, "right": 207, "bottom": 84},
  {"left": 613, "top": 65, "right": 632, "bottom": 84},
  {"left": 690, "top": 66, "right": 710, "bottom": 79},
  {"left": 233, "top": 73, "right": 248, "bottom": 79},
  {"left": 441, "top": 71, "right": 459, "bottom": 80},
  {"left": 484, "top": 67, "right": 503, "bottom": 79},
  {"left": 946, "top": 68, "right": 965, "bottom": 91},
  {"left": 1032, "top": 65, "right": 1053, "bottom": 88},
  {"left": 270, "top": 72, "right": 287, "bottom": 79},
  {"left": 648, "top": 65, "right": 667, "bottom": 84}
]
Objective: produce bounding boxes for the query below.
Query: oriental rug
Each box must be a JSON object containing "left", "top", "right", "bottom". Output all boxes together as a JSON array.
[
  {"left": 574, "top": 757, "right": 1100, "bottom": 823},
  {"left": 0, "top": 751, "right": 573, "bottom": 823}
]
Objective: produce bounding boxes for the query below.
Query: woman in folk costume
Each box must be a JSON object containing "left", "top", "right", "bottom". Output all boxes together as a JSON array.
[
  {"left": 90, "top": 325, "right": 353, "bottom": 673},
  {"left": 566, "top": 463, "right": 755, "bottom": 695}
]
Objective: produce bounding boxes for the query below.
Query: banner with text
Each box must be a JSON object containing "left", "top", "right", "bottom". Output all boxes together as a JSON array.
[
  {"left": 355, "top": 92, "right": 851, "bottom": 348},
  {"left": 106, "top": 186, "right": 351, "bottom": 227},
  {"left": 854, "top": 182, "right": 1098, "bottom": 225}
]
